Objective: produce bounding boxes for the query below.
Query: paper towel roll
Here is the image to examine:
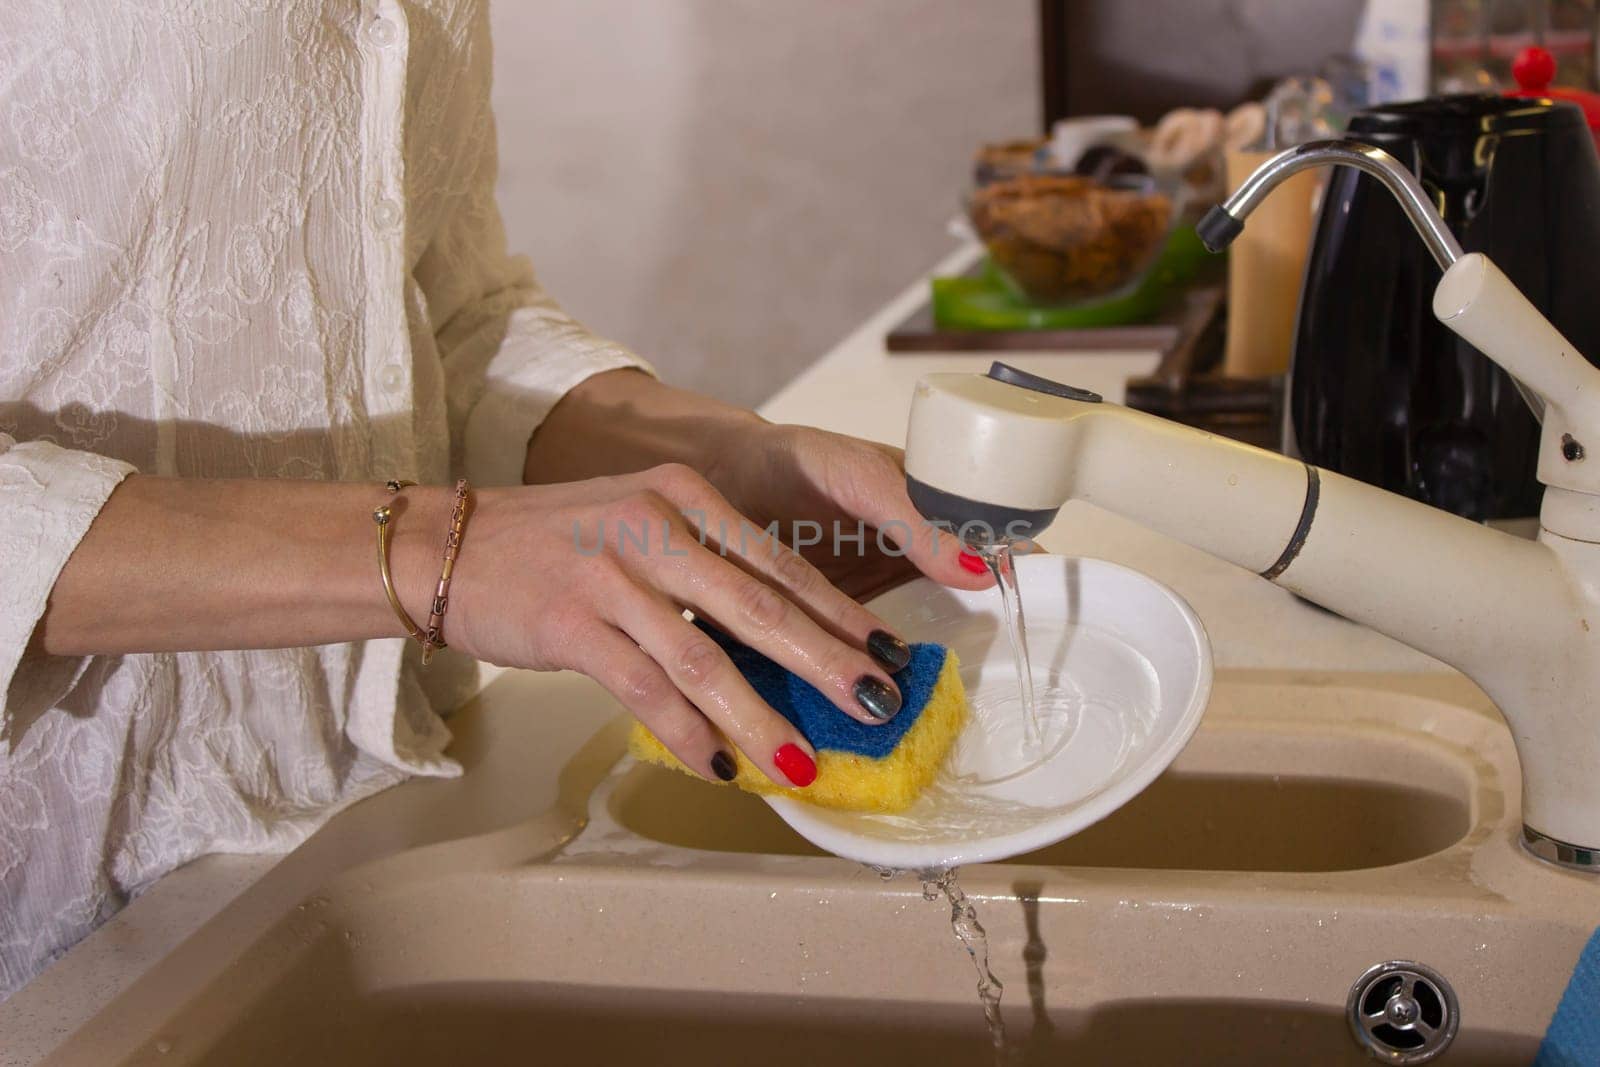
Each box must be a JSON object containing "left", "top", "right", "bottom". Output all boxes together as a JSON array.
[{"left": 1221, "top": 148, "right": 1322, "bottom": 379}]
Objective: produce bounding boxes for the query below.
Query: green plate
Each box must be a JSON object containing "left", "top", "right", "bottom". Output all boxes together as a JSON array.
[{"left": 932, "top": 226, "right": 1213, "bottom": 331}]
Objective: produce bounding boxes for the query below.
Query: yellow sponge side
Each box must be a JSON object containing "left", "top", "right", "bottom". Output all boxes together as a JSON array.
[{"left": 627, "top": 652, "right": 966, "bottom": 814}]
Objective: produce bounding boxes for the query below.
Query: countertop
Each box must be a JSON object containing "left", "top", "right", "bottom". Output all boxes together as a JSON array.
[{"left": 0, "top": 242, "right": 1449, "bottom": 1063}]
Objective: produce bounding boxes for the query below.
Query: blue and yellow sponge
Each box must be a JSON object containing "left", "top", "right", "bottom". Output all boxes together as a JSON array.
[{"left": 628, "top": 627, "right": 967, "bottom": 814}]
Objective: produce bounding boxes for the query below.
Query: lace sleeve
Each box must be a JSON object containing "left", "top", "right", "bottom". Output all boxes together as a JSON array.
[
  {"left": 0, "top": 436, "right": 134, "bottom": 738},
  {"left": 413, "top": 23, "right": 654, "bottom": 488}
]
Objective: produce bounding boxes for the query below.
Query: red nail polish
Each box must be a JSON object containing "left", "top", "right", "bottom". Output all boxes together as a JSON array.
[
  {"left": 774, "top": 743, "right": 817, "bottom": 787},
  {"left": 959, "top": 551, "right": 988, "bottom": 575}
]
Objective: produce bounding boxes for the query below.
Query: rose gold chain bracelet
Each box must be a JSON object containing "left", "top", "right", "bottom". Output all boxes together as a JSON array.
[{"left": 421, "top": 478, "right": 472, "bottom": 665}]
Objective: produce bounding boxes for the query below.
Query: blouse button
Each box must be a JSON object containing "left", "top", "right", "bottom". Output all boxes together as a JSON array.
[
  {"left": 367, "top": 16, "right": 399, "bottom": 48},
  {"left": 379, "top": 363, "right": 405, "bottom": 393},
  {"left": 372, "top": 197, "right": 402, "bottom": 230}
]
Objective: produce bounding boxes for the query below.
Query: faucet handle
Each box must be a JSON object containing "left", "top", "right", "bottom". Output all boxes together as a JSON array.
[
  {"left": 1433, "top": 253, "right": 1600, "bottom": 493},
  {"left": 986, "top": 361, "right": 1104, "bottom": 404}
]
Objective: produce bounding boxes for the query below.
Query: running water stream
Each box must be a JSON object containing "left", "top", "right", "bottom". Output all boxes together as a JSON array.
[
  {"left": 873, "top": 865, "right": 1010, "bottom": 1062},
  {"left": 923, "top": 868, "right": 1008, "bottom": 1064},
  {"left": 973, "top": 539, "right": 1041, "bottom": 750},
  {"left": 864, "top": 541, "right": 1065, "bottom": 1061}
]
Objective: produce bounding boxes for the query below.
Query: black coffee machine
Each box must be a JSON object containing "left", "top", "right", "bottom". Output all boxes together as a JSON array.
[{"left": 1289, "top": 95, "right": 1600, "bottom": 520}]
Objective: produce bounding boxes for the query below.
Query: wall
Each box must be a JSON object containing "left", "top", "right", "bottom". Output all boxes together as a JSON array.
[
  {"left": 1058, "top": 0, "right": 1366, "bottom": 122},
  {"left": 489, "top": 1, "right": 1038, "bottom": 407}
]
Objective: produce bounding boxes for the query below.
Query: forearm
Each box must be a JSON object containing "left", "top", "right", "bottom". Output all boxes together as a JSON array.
[
  {"left": 38, "top": 476, "right": 454, "bottom": 657},
  {"left": 523, "top": 368, "right": 765, "bottom": 489}
]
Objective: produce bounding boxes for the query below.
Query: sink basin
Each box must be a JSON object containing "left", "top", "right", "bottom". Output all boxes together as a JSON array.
[
  {"left": 603, "top": 695, "right": 1476, "bottom": 872},
  {"left": 79, "top": 868, "right": 1550, "bottom": 1067},
  {"left": 179, "top": 991, "right": 1530, "bottom": 1067},
  {"left": 23, "top": 670, "right": 1600, "bottom": 1067}
]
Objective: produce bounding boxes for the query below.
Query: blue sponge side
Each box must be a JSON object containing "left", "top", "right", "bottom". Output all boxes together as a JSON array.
[
  {"left": 697, "top": 623, "right": 949, "bottom": 760},
  {"left": 1536, "top": 927, "right": 1600, "bottom": 1067}
]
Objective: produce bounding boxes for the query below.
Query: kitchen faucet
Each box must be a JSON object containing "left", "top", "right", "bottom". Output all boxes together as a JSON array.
[{"left": 904, "top": 140, "right": 1600, "bottom": 872}]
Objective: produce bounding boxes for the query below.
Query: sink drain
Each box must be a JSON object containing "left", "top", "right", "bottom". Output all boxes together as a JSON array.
[{"left": 1346, "top": 961, "right": 1459, "bottom": 1064}]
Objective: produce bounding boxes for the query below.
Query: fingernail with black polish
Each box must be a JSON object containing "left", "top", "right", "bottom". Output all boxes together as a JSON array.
[
  {"left": 711, "top": 751, "right": 737, "bottom": 781},
  {"left": 854, "top": 676, "right": 902, "bottom": 721},
  {"left": 866, "top": 629, "right": 911, "bottom": 672}
]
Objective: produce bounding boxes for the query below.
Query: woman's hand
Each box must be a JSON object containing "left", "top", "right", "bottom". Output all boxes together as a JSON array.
[
  {"left": 504, "top": 369, "right": 996, "bottom": 781},
  {"left": 429, "top": 464, "right": 923, "bottom": 788},
  {"left": 523, "top": 370, "right": 994, "bottom": 602},
  {"left": 706, "top": 423, "right": 994, "bottom": 602}
]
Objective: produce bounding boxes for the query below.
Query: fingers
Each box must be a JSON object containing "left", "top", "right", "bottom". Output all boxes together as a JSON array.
[
  {"left": 726, "top": 521, "right": 907, "bottom": 660},
  {"left": 826, "top": 443, "right": 995, "bottom": 592},
  {"left": 573, "top": 623, "right": 736, "bottom": 783},
  {"left": 880, "top": 501, "right": 996, "bottom": 591},
  {"left": 641, "top": 473, "right": 912, "bottom": 724},
  {"left": 663, "top": 543, "right": 906, "bottom": 726},
  {"left": 606, "top": 587, "right": 819, "bottom": 789}
]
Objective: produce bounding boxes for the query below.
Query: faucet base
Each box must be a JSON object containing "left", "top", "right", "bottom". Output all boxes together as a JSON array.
[{"left": 1522, "top": 825, "right": 1600, "bottom": 871}]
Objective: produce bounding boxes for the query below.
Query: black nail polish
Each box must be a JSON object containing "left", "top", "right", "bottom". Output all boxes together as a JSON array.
[
  {"left": 854, "top": 676, "right": 902, "bottom": 721},
  {"left": 866, "top": 629, "right": 911, "bottom": 672},
  {"left": 711, "top": 751, "right": 737, "bottom": 781}
]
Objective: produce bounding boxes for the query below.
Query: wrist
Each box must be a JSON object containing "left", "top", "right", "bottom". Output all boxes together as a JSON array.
[
  {"left": 523, "top": 368, "right": 766, "bottom": 486},
  {"left": 698, "top": 416, "right": 784, "bottom": 510}
]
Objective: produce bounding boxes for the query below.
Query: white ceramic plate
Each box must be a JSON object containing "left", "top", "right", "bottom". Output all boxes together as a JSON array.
[{"left": 764, "top": 554, "right": 1213, "bottom": 870}]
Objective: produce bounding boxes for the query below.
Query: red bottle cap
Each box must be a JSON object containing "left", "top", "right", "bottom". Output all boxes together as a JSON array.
[
  {"left": 1512, "top": 45, "right": 1558, "bottom": 91},
  {"left": 1507, "top": 45, "right": 1600, "bottom": 135}
]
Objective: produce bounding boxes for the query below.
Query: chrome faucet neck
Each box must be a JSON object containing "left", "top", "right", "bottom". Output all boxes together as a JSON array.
[
  {"left": 1198, "top": 139, "right": 1463, "bottom": 272},
  {"left": 1199, "top": 139, "right": 1552, "bottom": 422}
]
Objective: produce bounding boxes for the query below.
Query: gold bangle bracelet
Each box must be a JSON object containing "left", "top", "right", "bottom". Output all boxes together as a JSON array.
[{"left": 372, "top": 479, "right": 425, "bottom": 646}]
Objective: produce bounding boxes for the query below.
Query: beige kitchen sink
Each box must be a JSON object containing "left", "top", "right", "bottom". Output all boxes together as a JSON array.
[
  {"left": 601, "top": 711, "right": 1473, "bottom": 872},
  {"left": 22, "top": 670, "right": 1600, "bottom": 1066}
]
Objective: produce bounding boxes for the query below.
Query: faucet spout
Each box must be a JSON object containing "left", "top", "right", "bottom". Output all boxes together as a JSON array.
[
  {"left": 1199, "top": 139, "right": 1564, "bottom": 428},
  {"left": 1196, "top": 139, "right": 1463, "bottom": 270}
]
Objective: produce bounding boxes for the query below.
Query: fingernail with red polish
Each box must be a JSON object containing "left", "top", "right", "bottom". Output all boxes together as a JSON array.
[
  {"left": 959, "top": 551, "right": 988, "bottom": 575},
  {"left": 774, "top": 743, "right": 817, "bottom": 787}
]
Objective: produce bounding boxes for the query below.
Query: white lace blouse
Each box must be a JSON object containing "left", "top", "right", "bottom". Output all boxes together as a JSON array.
[{"left": 0, "top": 0, "right": 648, "bottom": 996}]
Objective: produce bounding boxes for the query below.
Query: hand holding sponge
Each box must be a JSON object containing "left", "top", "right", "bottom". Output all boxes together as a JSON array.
[{"left": 628, "top": 624, "right": 968, "bottom": 814}]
